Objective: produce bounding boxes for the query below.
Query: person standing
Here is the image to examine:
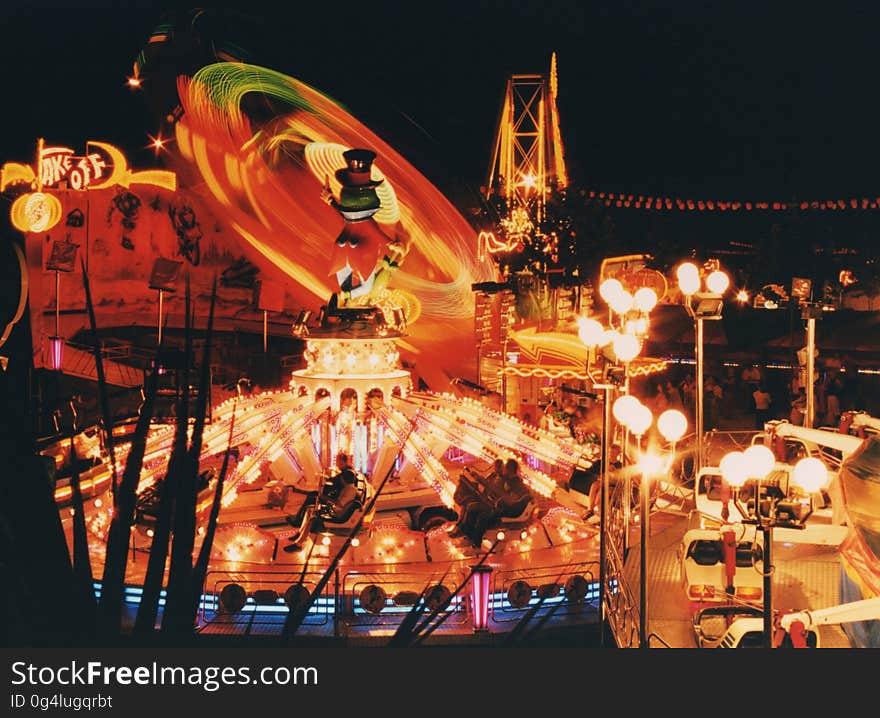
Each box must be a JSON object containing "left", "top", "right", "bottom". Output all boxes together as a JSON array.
[
  {"left": 790, "top": 387, "right": 807, "bottom": 426},
  {"left": 665, "top": 379, "right": 684, "bottom": 411},
  {"left": 752, "top": 384, "right": 773, "bottom": 429},
  {"left": 824, "top": 379, "right": 842, "bottom": 427},
  {"left": 704, "top": 376, "right": 722, "bottom": 429},
  {"left": 742, "top": 364, "right": 761, "bottom": 410}
]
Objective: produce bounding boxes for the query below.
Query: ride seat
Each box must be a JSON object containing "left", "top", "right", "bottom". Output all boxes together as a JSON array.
[
  {"left": 688, "top": 539, "right": 722, "bottom": 566},
  {"left": 320, "top": 498, "right": 364, "bottom": 526},
  {"left": 313, "top": 474, "right": 376, "bottom": 535},
  {"left": 496, "top": 499, "right": 536, "bottom": 526}
]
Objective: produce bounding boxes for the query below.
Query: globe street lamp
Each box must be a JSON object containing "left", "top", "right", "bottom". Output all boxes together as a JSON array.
[
  {"left": 577, "top": 307, "right": 648, "bottom": 644},
  {"left": 720, "top": 445, "right": 829, "bottom": 647},
  {"left": 613, "top": 394, "right": 652, "bottom": 647},
  {"left": 633, "top": 407, "right": 687, "bottom": 648},
  {"left": 579, "top": 281, "right": 658, "bottom": 645},
  {"left": 677, "top": 262, "right": 730, "bottom": 474},
  {"left": 578, "top": 315, "right": 612, "bottom": 642},
  {"left": 614, "top": 398, "right": 688, "bottom": 648}
]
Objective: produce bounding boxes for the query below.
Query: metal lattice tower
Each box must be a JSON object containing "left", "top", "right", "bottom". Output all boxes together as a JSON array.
[{"left": 485, "top": 52, "right": 568, "bottom": 226}]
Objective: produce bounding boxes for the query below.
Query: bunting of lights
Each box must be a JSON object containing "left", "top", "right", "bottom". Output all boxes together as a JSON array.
[
  {"left": 393, "top": 396, "right": 562, "bottom": 499},
  {"left": 214, "top": 397, "right": 328, "bottom": 510},
  {"left": 582, "top": 189, "right": 880, "bottom": 212}
]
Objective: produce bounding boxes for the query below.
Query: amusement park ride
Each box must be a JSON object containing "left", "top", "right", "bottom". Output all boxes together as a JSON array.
[
  {"left": 4, "top": 14, "right": 878, "bottom": 644},
  {"left": 36, "top": 134, "right": 606, "bottom": 637},
  {"left": 687, "top": 415, "right": 880, "bottom": 647}
]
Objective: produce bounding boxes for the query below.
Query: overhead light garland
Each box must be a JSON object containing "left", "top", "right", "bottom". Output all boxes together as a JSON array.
[{"left": 580, "top": 189, "right": 880, "bottom": 212}]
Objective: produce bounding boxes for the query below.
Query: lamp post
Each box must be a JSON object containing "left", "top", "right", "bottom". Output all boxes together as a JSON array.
[
  {"left": 677, "top": 263, "right": 730, "bottom": 474},
  {"left": 579, "top": 283, "right": 658, "bottom": 643},
  {"left": 720, "top": 445, "right": 829, "bottom": 648},
  {"left": 581, "top": 282, "right": 655, "bottom": 529},
  {"left": 45, "top": 238, "right": 80, "bottom": 371},
  {"left": 578, "top": 316, "right": 613, "bottom": 645},
  {"left": 615, "top": 398, "right": 686, "bottom": 649},
  {"left": 620, "top": 399, "right": 653, "bottom": 649},
  {"left": 801, "top": 303, "right": 823, "bottom": 429},
  {"left": 148, "top": 258, "right": 183, "bottom": 348}
]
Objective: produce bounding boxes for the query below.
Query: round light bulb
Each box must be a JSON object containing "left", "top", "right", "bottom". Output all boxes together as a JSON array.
[
  {"left": 657, "top": 409, "right": 687, "bottom": 442},
  {"left": 676, "top": 263, "right": 701, "bottom": 296},
  {"left": 743, "top": 444, "right": 775, "bottom": 479},
  {"left": 577, "top": 317, "right": 606, "bottom": 347},
  {"left": 706, "top": 270, "right": 730, "bottom": 295},
  {"left": 633, "top": 287, "right": 658, "bottom": 313},
  {"left": 720, "top": 451, "right": 749, "bottom": 487},
  {"left": 613, "top": 394, "right": 641, "bottom": 425},
  {"left": 639, "top": 452, "right": 663, "bottom": 476},
  {"left": 629, "top": 404, "right": 653, "bottom": 436},
  {"left": 792, "top": 457, "right": 829, "bottom": 493},
  {"left": 612, "top": 333, "right": 641, "bottom": 362},
  {"left": 599, "top": 278, "right": 624, "bottom": 303},
  {"left": 609, "top": 290, "right": 635, "bottom": 315}
]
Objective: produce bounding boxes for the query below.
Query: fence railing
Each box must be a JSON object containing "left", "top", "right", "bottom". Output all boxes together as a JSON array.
[
  {"left": 490, "top": 561, "right": 598, "bottom": 623},
  {"left": 196, "top": 558, "right": 601, "bottom": 637}
]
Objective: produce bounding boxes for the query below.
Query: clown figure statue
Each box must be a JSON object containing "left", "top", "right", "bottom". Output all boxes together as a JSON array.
[{"left": 322, "top": 148, "right": 408, "bottom": 308}]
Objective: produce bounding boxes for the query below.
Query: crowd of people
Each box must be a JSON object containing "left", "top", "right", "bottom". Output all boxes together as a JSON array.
[
  {"left": 529, "top": 357, "right": 870, "bottom": 443},
  {"left": 626, "top": 358, "right": 866, "bottom": 432}
]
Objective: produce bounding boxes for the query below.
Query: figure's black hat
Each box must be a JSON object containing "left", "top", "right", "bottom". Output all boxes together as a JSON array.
[{"left": 335, "top": 148, "right": 383, "bottom": 188}]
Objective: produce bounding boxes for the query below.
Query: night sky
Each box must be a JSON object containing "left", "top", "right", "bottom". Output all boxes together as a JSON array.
[{"left": 4, "top": 2, "right": 880, "bottom": 257}]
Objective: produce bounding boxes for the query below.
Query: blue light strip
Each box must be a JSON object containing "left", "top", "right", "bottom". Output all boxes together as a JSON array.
[
  {"left": 92, "top": 581, "right": 334, "bottom": 615},
  {"left": 353, "top": 597, "right": 465, "bottom": 616},
  {"left": 491, "top": 581, "right": 601, "bottom": 611},
  {"left": 91, "top": 580, "right": 606, "bottom": 619}
]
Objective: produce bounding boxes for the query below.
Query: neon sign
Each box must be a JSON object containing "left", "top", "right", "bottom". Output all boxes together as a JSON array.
[
  {"left": 39, "top": 146, "right": 109, "bottom": 190},
  {"left": 10, "top": 191, "right": 62, "bottom": 233},
  {"left": 2, "top": 138, "right": 177, "bottom": 233}
]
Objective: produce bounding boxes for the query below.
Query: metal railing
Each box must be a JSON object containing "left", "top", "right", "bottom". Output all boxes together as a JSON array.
[
  {"left": 340, "top": 569, "right": 469, "bottom": 627},
  {"left": 601, "top": 476, "right": 641, "bottom": 648},
  {"left": 199, "top": 569, "right": 334, "bottom": 629},
  {"left": 62, "top": 340, "right": 145, "bottom": 387},
  {"left": 599, "top": 427, "right": 764, "bottom": 647},
  {"left": 490, "top": 561, "right": 598, "bottom": 623},
  {"left": 195, "top": 558, "right": 602, "bottom": 637}
]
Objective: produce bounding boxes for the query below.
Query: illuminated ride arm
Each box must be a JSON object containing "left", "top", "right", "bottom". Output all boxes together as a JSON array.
[{"left": 778, "top": 596, "right": 880, "bottom": 632}]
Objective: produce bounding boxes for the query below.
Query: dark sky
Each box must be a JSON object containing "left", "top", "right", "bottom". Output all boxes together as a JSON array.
[{"left": 4, "top": 2, "right": 880, "bottom": 206}]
